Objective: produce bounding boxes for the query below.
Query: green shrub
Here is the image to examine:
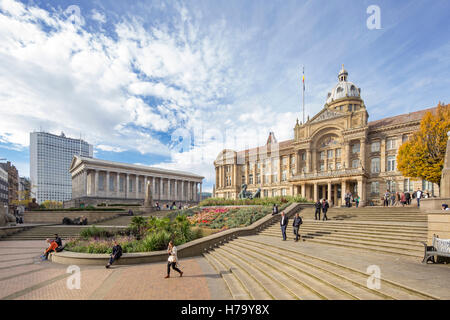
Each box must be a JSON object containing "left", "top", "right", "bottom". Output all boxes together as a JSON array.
[
  {"left": 199, "top": 195, "right": 309, "bottom": 207},
  {"left": 80, "top": 226, "right": 113, "bottom": 239}
]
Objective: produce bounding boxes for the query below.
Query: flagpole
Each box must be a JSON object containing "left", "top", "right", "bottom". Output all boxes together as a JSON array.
[{"left": 302, "top": 66, "right": 305, "bottom": 124}]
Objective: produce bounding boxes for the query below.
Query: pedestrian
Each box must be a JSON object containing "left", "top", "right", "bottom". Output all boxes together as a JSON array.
[
  {"left": 128, "top": 209, "right": 134, "bottom": 216},
  {"left": 416, "top": 188, "right": 423, "bottom": 207},
  {"left": 322, "top": 199, "right": 329, "bottom": 221},
  {"left": 401, "top": 192, "right": 406, "bottom": 207},
  {"left": 106, "top": 240, "right": 122, "bottom": 268},
  {"left": 280, "top": 212, "right": 288, "bottom": 241},
  {"left": 272, "top": 204, "right": 279, "bottom": 215},
  {"left": 41, "top": 238, "right": 58, "bottom": 260},
  {"left": 355, "top": 195, "right": 360, "bottom": 208},
  {"left": 292, "top": 213, "right": 303, "bottom": 242},
  {"left": 383, "top": 190, "right": 390, "bottom": 207},
  {"left": 405, "top": 192, "right": 411, "bottom": 205},
  {"left": 314, "top": 200, "right": 322, "bottom": 220},
  {"left": 165, "top": 240, "right": 183, "bottom": 278},
  {"left": 390, "top": 193, "right": 396, "bottom": 206}
]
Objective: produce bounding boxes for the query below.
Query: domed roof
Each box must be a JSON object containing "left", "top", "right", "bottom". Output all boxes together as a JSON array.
[{"left": 326, "top": 65, "right": 361, "bottom": 104}]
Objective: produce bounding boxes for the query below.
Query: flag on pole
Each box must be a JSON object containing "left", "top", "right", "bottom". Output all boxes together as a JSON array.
[{"left": 302, "top": 66, "right": 305, "bottom": 91}]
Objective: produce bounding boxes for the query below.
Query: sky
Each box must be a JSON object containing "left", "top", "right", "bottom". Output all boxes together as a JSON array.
[{"left": 0, "top": 0, "right": 449, "bottom": 192}]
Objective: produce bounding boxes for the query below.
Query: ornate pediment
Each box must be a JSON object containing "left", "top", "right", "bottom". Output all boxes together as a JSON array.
[{"left": 310, "top": 108, "right": 343, "bottom": 124}]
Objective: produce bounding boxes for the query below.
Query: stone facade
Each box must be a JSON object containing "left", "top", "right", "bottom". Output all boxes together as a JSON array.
[
  {"left": 66, "top": 155, "right": 204, "bottom": 207},
  {"left": 214, "top": 66, "right": 439, "bottom": 206},
  {"left": 0, "top": 161, "right": 18, "bottom": 208}
]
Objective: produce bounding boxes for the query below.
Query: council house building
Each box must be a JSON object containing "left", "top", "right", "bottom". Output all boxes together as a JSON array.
[{"left": 213, "top": 66, "right": 439, "bottom": 206}]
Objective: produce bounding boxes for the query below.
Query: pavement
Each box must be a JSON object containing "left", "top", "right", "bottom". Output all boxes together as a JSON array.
[{"left": 0, "top": 240, "right": 232, "bottom": 300}]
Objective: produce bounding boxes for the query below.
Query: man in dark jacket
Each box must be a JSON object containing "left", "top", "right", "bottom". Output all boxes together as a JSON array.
[
  {"left": 54, "top": 234, "right": 65, "bottom": 252},
  {"left": 314, "top": 200, "right": 322, "bottom": 220},
  {"left": 292, "top": 213, "right": 303, "bottom": 242},
  {"left": 106, "top": 241, "right": 123, "bottom": 268},
  {"left": 322, "top": 200, "right": 329, "bottom": 221},
  {"left": 280, "top": 212, "right": 288, "bottom": 241},
  {"left": 272, "top": 204, "right": 279, "bottom": 215}
]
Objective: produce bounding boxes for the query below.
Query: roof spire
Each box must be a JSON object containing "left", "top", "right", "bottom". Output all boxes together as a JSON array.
[{"left": 338, "top": 64, "right": 348, "bottom": 82}]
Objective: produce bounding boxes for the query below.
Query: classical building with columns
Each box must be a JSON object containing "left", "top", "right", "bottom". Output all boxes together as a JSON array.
[
  {"left": 214, "top": 66, "right": 439, "bottom": 206},
  {"left": 64, "top": 155, "right": 203, "bottom": 208}
]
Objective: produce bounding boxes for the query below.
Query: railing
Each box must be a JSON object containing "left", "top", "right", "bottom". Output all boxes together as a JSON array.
[{"left": 290, "top": 168, "right": 364, "bottom": 180}]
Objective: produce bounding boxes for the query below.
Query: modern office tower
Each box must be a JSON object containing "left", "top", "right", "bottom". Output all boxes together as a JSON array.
[{"left": 30, "top": 132, "right": 93, "bottom": 203}]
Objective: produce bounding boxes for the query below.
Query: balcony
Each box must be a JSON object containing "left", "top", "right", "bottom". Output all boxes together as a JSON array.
[{"left": 289, "top": 168, "right": 364, "bottom": 181}]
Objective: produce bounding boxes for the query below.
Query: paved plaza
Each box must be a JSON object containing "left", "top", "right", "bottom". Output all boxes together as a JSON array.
[{"left": 1, "top": 233, "right": 449, "bottom": 300}]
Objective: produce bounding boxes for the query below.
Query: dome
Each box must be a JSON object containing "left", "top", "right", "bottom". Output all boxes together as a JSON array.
[{"left": 326, "top": 65, "right": 361, "bottom": 104}]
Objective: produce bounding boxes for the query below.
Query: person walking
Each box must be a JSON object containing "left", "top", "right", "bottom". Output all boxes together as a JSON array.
[
  {"left": 383, "top": 190, "right": 390, "bottom": 207},
  {"left": 416, "top": 188, "right": 423, "bottom": 207},
  {"left": 355, "top": 195, "right": 360, "bottom": 208},
  {"left": 314, "top": 200, "right": 322, "bottom": 220},
  {"left": 405, "top": 191, "right": 411, "bottom": 205},
  {"left": 292, "top": 213, "right": 303, "bottom": 242},
  {"left": 165, "top": 240, "right": 183, "bottom": 278},
  {"left": 400, "top": 192, "right": 406, "bottom": 207},
  {"left": 272, "top": 204, "right": 279, "bottom": 215},
  {"left": 280, "top": 212, "right": 289, "bottom": 241},
  {"left": 322, "top": 199, "right": 329, "bottom": 221},
  {"left": 106, "top": 240, "right": 123, "bottom": 268}
]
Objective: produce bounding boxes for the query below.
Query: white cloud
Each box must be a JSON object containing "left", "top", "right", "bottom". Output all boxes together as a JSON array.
[{"left": 91, "top": 9, "right": 106, "bottom": 24}]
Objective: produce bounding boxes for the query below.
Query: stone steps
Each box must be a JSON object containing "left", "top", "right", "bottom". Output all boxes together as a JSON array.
[{"left": 203, "top": 236, "right": 437, "bottom": 300}]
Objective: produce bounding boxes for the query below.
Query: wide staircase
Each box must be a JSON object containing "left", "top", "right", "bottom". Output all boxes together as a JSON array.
[{"left": 203, "top": 205, "right": 433, "bottom": 300}]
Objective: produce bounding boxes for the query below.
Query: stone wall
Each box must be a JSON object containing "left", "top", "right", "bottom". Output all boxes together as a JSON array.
[
  {"left": 427, "top": 211, "right": 450, "bottom": 244},
  {"left": 24, "top": 210, "right": 124, "bottom": 224}
]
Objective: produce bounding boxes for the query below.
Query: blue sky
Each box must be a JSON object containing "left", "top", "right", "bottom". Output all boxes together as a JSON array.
[{"left": 0, "top": 0, "right": 449, "bottom": 191}]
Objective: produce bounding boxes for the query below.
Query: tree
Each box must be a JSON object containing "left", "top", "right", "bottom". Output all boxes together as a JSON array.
[{"left": 397, "top": 103, "right": 450, "bottom": 186}]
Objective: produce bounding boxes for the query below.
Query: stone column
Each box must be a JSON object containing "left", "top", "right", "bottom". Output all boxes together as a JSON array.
[
  {"left": 106, "top": 171, "right": 110, "bottom": 198},
  {"left": 181, "top": 180, "right": 185, "bottom": 201},
  {"left": 199, "top": 182, "right": 202, "bottom": 202},
  {"left": 380, "top": 138, "right": 386, "bottom": 172},
  {"left": 233, "top": 164, "right": 238, "bottom": 188},
  {"left": 287, "top": 156, "right": 291, "bottom": 179},
  {"left": 311, "top": 149, "right": 317, "bottom": 172},
  {"left": 116, "top": 173, "right": 120, "bottom": 198},
  {"left": 135, "top": 175, "right": 139, "bottom": 199},
  {"left": 278, "top": 156, "right": 282, "bottom": 183},
  {"left": 313, "top": 182, "right": 318, "bottom": 202},
  {"left": 151, "top": 177, "right": 155, "bottom": 199},
  {"left": 360, "top": 138, "right": 366, "bottom": 170},
  {"left": 160, "top": 178, "right": 164, "bottom": 200},
  {"left": 83, "top": 170, "right": 88, "bottom": 197},
  {"left": 341, "top": 180, "right": 346, "bottom": 204},
  {"left": 306, "top": 149, "right": 311, "bottom": 173},
  {"left": 301, "top": 183, "right": 306, "bottom": 198},
  {"left": 126, "top": 174, "right": 130, "bottom": 199},
  {"left": 296, "top": 152, "right": 300, "bottom": 174},
  {"left": 327, "top": 181, "right": 332, "bottom": 202},
  {"left": 253, "top": 162, "right": 257, "bottom": 185},
  {"left": 357, "top": 178, "right": 365, "bottom": 207},
  {"left": 144, "top": 176, "right": 148, "bottom": 199},
  {"left": 94, "top": 170, "right": 99, "bottom": 197},
  {"left": 174, "top": 180, "right": 178, "bottom": 201},
  {"left": 345, "top": 141, "right": 351, "bottom": 169}
]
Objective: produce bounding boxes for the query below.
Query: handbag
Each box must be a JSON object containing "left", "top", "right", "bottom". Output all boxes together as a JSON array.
[{"left": 168, "top": 255, "right": 175, "bottom": 263}]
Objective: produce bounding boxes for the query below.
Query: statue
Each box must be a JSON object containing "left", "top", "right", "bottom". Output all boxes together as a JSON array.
[
  {"left": 252, "top": 188, "right": 261, "bottom": 199},
  {"left": 0, "top": 206, "right": 16, "bottom": 227},
  {"left": 144, "top": 181, "right": 153, "bottom": 208},
  {"left": 238, "top": 184, "right": 260, "bottom": 199}
]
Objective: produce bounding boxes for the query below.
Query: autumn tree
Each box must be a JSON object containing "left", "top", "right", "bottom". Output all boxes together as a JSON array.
[{"left": 397, "top": 103, "right": 450, "bottom": 186}]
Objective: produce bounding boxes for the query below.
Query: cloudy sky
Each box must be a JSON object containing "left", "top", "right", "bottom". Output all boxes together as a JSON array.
[{"left": 0, "top": 0, "right": 449, "bottom": 192}]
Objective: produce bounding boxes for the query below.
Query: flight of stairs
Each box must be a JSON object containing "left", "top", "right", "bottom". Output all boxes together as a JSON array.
[{"left": 203, "top": 206, "right": 433, "bottom": 300}]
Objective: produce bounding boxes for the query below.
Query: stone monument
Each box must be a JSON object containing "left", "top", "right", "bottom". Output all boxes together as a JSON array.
[
  {"left": 143, "top": 180, "right": 153, "bottom": 209},
  {"left": 0, "top": 205, "right": 16, "bottom": 227}
]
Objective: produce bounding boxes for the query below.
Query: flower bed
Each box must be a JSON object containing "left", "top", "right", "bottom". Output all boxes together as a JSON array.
[{"left": 199, "top": 195, "right": 309, "bottom": 207}]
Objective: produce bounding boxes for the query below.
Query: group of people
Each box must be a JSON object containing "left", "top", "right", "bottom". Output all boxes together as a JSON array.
[
  {"left": 155, "top": 202, "right": 188, "bottom": 211},
  {"left": 314, "top": 199, "right": 330, "bottom": 221},
  {"left": 104, "top": 239, "right": 183, "bottom": 278},
  {"left": 344, "top": 192, "right": 361, "bottom": 208},
  {"left": 383, "top": 188, "right": 429, "bottom": 208},
  {"left": 280, "top": 211, "right": 303, "bottom": 242},
  {"left": 40, "top": 234, "right": 65, "bottom": 260}
]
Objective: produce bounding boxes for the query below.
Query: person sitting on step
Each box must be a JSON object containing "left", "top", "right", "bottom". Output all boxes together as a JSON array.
[{"left": 41, "top": 238, "right": 58, "bottom": 260}]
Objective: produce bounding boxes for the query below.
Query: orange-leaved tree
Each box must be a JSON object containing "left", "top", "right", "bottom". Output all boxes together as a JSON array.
[{"left": 397, "top": 102, "right": 450, "bottom": 187}]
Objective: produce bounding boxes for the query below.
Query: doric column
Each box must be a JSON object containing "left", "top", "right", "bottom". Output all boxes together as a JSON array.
[
  {"left": 160, "top": 178, "right": 164, "bottom": 200},
  {"left": 106, "top": 171, "right": 110, "bottom": 198},
  {"left": 126, "top": 174, "right": 129, "bottom": 199},
  {"left": 152, "top": 177, "right": 155, "bottom": 198},
  {"left": 313, "top": 182, "right": 318, "bottom": 202},
  {"left": 144, "top": 176, "right": 148, "bottom": 197},
  {"left": 327, "top": 181, "right": 332, "bottom": 203},
  {"left": 135, "top": 175, "right": 139, "bottom": 199},
  {"left": 94, "top": 170, "right": 99, "bottom": 197},
  {"left": 116, "top": 173, "right": 120, "bottom": 197}
]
